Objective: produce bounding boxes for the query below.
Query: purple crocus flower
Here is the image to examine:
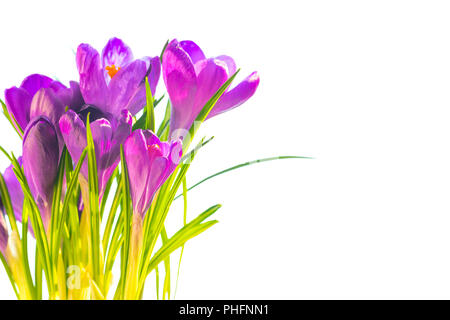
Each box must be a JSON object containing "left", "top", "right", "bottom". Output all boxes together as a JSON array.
[
  {"left": 162, "top": 39, "right": 260, "bottom": 139},
  {"left": 23, "top": 117, "right": 59, "bottom": 229},
  {"left": 124, "top": 130, "right": 182, "bottom": 217},
  {"left": 4, "top": 74, "right": 84, "bottom": 134},
  {"left": 59, "top": 108, "right": 132, "bottom": 198},
  {"left": 76, "top": 37, "right": 161, "bottom": 116}
]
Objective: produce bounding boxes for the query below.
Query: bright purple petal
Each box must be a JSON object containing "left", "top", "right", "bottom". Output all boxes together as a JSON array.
[
  {"left": 207, "top": 72, "right": 260, "bottom": 119},
  {"left": 59, "top": 110, "right": 88, "bottom": 178},
  {"left": 77, "top": 43, "right": 108, "bottom": 111},
  {"left": 163, "top": 40, "right": 198, "bottom": 135},
  {"left": 193, "top": 58, "right": 229, "bottom": 115},
  {"left": 29, "top": 88, "right": 65, "bottom": 127},
  {"left": 20, "top": 74, "right": 53, "bottom": 96},
  {"left": 124, "top": 130, "right": 151, "bottom": 215},
  {"left": 50, "top": 81, "right": 84, "bottom": 112},
  {"left": 4, "top": 86, "right": 32, "bottom": 131},
  {"left": 141, "top": 56, "right": 161, "bottom": 96},
  {"left": 179, "top": 40, "right": 206, "bottom": 65},
  {"left": 108, "top": 59, "right": 148, "bottom": 115},
  {"left": 215, "top": 55, "right": 237, "bottom": 76}
]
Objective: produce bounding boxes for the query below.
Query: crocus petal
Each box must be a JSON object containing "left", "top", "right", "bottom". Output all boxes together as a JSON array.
[
  {"left": 59, "top": 110, "right": 88, "bottom": 178},
  {"left": 168, "top": 140, "right": 183, "bottom": 172},
  {"left": 101, "top": 37, "right": 134, "bottom": 70},
  {"left": 29, "top": 88, "right": 65, "bottom": 127},
  {"left": 4, "top": 86, "right": 32, "bottom": 131},
  {"left": 124, "top": 130, "right": 151, "bottom": 215},
  {"left": 23, "top": 117, "right": 59, "bottom": 228},
  {"left": 20, "top": 74, "right": 53, "bottom": 96},
  {"left": 215, "top": 55, "right": 237, "bottom": 76},
  {"left": 3, "top": 157, "right": 24, "bottom": 222},
  {"left": 192, "top": 58, "right": 229, "bottom": 120},
  {"left": 124, "top": 129, "right": 181, "bottom": 217},
  {"left": 163, "top": 40, "right": 198, "bottom": 135},
  {"left": 50, "top": 81, "right": 84, "bottom": 113},
  {"left": 141, "top": 56, "right": 161, "bottom": 96},
  {"left": 179, "top": 40, "right": 206, "bottom": 65},
  {"left": 77, "top": 43, "right": 108, "bottom": 111},
  {"left": 207, "top": 71, "right": 260, "bottom": 119},
  {"left": 108, "top": 59, "right": 148, "bottom": 115}
]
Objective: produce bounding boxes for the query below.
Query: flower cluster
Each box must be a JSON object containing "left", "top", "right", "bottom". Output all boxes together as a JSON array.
[{"left": 0, "top": 38, "right": 259, "bottom": 300}]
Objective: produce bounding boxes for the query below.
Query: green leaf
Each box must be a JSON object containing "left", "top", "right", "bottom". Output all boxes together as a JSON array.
[
  {"left": 119, "top": 145, "right": 132, "bottom": 297},
  {"left": 0, "top": 173, "right": 18, "bottom": 233},
  {"left": 160, "top": 40, "right": 169, "bottom": 62},
  {"left": 174, "top": 177, "right": 188, "bottom": 298},
  {"left": 157, "top": 100, "right": 171, "bottom": 140},
  {"left": 0, "top": 251, "right": 19, "bottom": 299},
  {"left": 50, "top": 148, "right": 67, "bottom": 262},
  {"left": 147, "top": 219, "right": 219, "bottom": 273},
  {"left": 53, "top": 149, "right": 87, "bottom": 263},
  {"left": 145, "top": 77, "right": 155, "bottom": 132},
  {"left": 86, "top": 114, "right": 101, "bottom": 281},
  {"left": 174, "top": 155, "right": 313, "bottom": 200},
  {"left": 132, "top": 95, "right": 164, "bottom": 131}
]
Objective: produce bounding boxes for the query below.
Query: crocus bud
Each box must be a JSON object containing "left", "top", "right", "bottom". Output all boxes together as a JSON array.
[
  {"left": 23, "top": 117, "right": 59, "bottom": 229},
  {"left": 59, "top": 108, "right": 132, "bottom": 198},
  {"left": 162, "top": 39, "right": 260, "bottom": 140},
  {"left": 124, "top": 130, "right": 182, "bottom": 217}
]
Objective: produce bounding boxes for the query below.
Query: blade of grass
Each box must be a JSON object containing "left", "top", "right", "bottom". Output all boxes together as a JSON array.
[
  {"left": 145, "top": 77, "right": 155, "bottom": 132},
  {"left": 174, "top": 155, "right": 312, "bottom": 200}
]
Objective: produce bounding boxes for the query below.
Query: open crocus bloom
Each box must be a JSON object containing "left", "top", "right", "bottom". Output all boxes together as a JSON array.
[
  {"left": 124, "top": 130, "right": 182, "bottom": 217},
  {"left": 23, "top": 117, "right": 59, "bottom": 230},
  {"left": 76, "top": 37, "right": 161, "bottom": 117},
  {"left": 59, "top": 108, "right": 132, "bottom": 198},
  {"left": 162, "top": 39, "right": 260, "bottom": 139},
  {"left": 4, "top": 74, "right": 84, "bottom": 134}
]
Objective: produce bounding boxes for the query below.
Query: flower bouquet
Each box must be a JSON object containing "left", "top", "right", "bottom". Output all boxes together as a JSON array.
[{"left": 0, "top": 38, "right": 303, "bottom": 300}]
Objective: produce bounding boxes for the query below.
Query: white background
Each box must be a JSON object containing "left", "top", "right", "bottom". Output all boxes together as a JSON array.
[{"left": 0, "top": 0, "right": 450, "bottom": 299}]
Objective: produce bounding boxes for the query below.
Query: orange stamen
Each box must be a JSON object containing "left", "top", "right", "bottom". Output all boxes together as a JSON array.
[{"left": 105, "top": 64, "right": 120, "bottom": 78}]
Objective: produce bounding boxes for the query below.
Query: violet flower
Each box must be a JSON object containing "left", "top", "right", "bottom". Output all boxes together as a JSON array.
[
  {"left": 59, "top": 108, "right": 132, "bottom": 198},
  {"left": 162, "top": 39, "right": 260, "bottom": 139},
  {"left": 124, "top": 130, "right": 182, "bottom": 217},
  {"left": 76, "top": 37, "right": 161, "bottom": 117},
  {"left": 23, "top": 117, "right": 59, "bottom": 229},
  {"left": 4, "top": 74, "right": 84, "bottom": 133}
]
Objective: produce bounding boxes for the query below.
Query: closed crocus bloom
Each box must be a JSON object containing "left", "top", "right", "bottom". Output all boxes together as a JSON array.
[
  {"left": 59, "top": 108, "right": 132, "bottom": 198},
  {"left": 76, "top": 37, "right": 161, "bottom": 116},
  {"left": 0, "top": 213, "right": 7, "bottom": 256},
  {"left": 4, "top": 74, "right": 84, "bottom": 133},
  {"left": 124, "top": 130, "right": 182, "bottom": 217},
  {"left": 162, "top": 39, "right": 260, "bottom": 139},
  {"left": 23, "top": 117, "right": 59, "bottom": 229}
]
